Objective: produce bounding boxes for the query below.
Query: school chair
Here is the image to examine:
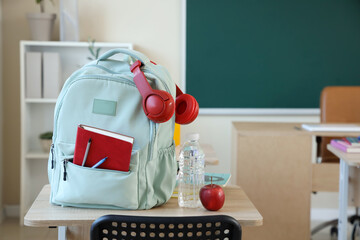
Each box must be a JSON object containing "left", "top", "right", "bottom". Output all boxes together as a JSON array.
[
  {"left": 90, "top": 214, "right": 242, "bottom": 240},
  {"left": 319, "top": 86, "right": 360, "bottom": 163}
]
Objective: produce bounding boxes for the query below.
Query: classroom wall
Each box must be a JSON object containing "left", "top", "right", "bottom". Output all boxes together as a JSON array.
[
  {"left": 0, "top": 0, "right": 3, "bottom": 222},
  {"left": 78, "top": 0, "right": 182, "bottom": 83},
  {"left": 1, "top": 0, "right": 339, "bottom": 214},
  {"left": 1, "top": 0, "right": 181, "bottom": 207},
  {"left": 1, "top": 0, "right": 60, "bottom": 208}
]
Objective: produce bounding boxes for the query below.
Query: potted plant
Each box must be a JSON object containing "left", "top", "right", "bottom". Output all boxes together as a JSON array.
[
  {"left": 27, "top": 0, "right": 56, "bottom": 41},
  {"left": 39, "top": 131, "right": 53, "bottom": 152}
]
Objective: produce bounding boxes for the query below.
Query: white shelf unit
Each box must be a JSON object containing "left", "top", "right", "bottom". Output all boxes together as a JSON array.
[{"left": 20, "top": 41, "right": 133, "bottom": 224}]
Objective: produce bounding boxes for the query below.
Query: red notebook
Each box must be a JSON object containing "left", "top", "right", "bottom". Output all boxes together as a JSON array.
[{"left": 73, "top": 124, "right": 134, "bottom": 171}]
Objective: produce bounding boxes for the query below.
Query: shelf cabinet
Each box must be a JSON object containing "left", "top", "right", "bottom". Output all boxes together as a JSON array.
[{"left": 20, "top": 40, "right": 133, "bottom": 223}]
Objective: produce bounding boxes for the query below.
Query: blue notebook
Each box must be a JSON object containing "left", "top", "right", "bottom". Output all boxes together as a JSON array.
[
  {"left": 205, "top": 173, "right": 231, "bottom": 186},
  {"left": 172, "top": 173, "right": 231, "bottom": 198}
]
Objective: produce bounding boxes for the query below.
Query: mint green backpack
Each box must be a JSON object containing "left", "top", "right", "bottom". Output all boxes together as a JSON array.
[{"left": 48, "top": 49, "right": 177, "bottom": 209}]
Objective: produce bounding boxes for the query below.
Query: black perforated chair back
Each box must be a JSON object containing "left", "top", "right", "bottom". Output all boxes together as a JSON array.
[{"left": 90, "top": 214, "right": 242, "bottom": 240}]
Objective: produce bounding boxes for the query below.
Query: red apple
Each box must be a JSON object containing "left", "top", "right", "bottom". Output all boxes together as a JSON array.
[{"left": 199, "top": 184, "right": 225, "bottom": 211}]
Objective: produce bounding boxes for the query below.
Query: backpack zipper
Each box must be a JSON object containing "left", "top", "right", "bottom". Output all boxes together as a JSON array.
[
  {"left": 62, "top": 159, "right": 73, "bottom": 181},
  {"left": 50, "top": 143, "right": 55, "bottom": 169},
  {"left": 63, "top": 160, "right": 67, "bottom": 181}
]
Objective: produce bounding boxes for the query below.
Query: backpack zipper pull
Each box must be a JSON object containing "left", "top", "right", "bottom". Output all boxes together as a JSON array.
[
  {"left": 63, "top": 159, "right": 68, "bottom": 181},
  {"left": 50, "top": 144, "right": 55, "bottom": 169}
]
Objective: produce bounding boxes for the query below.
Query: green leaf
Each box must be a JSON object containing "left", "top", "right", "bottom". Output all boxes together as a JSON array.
[
  {"left": 36, "top": 0, "right": 42, "bottom": 4},
  {"left": 39, "top": 131, "right": 53, "bottom": 139},
  {"left": 89, "top": 47, "right": 95, "bottom": 56},
  {"left": 95, "top": 48, "right": 101, "bottom": 58}
]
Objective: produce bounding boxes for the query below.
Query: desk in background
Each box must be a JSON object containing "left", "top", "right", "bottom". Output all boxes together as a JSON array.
[
  {"left": 232, "top": 122, "right": 360, "bottom": 240},
  {"left": 25, "top": 184, "right": 262, "bottom": 240},
  {"left": 327, "top": 144, "right": 360, "bottom": 240}
]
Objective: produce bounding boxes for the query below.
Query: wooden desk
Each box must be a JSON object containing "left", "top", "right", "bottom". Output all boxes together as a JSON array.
[
  {"left": 25, "top": 184, "right": 262, "bottom": 240},
  {"left": 327, "top": 144, "right": 360, "bottom": 240},
  {"left": 232, "top": 122, "right": 360, "bottom": 240}
]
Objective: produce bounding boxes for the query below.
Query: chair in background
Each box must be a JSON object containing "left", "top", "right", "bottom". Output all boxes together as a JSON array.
[
  {"left": 319, "top": 86, "right": 360, "bottom": 163},
  {"left": 312, "top": 86, "right": 360, "bottom": 239},
  {"left": 90, "top": 214, "right": 242, "bottom": 240}
]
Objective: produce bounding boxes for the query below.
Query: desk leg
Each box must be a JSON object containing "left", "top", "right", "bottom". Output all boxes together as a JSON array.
[
  {"left": 58, "top": 226, "right": 67, "bottom": 240},
  {"left": 338, "top": 159, "right": 349, "bottom": 240},
  {"left": 66, "top": 225, "right": 91, "bottom": 239}
]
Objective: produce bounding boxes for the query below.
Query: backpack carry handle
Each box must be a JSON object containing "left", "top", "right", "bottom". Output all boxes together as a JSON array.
[{"left": 97, "top": 48, "right": 150, "bottom": 65}]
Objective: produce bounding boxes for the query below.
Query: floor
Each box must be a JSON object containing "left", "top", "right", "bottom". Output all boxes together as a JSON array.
[
  {"left": 0, "top": 218, "right": 57, "bottom": 240},
  {"left": 311, "top": 220, "right": 353, "bottom": 240},
  {"left": 0, "top": 218, "right": 354, "bottom": 240}
]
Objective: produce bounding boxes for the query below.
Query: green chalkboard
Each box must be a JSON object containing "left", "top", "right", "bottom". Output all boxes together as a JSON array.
[{"left": 186, "top": 0, "right": 360, "bottom": 109}]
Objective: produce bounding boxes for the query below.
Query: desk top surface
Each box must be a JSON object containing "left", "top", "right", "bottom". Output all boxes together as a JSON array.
[
  {"left": 327, "top": 144, "right": 360, "bottom": 167},
  {"left": 233, "top": 122, "right": 360, "bottom": 137},
  {"left": 24, "top": 185, "right": 263, "bottom": 227}
]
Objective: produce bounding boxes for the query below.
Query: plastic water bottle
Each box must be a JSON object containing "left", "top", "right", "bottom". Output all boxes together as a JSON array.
[{"left": 178, "top": 133, "right": 205, "bottom": 208}]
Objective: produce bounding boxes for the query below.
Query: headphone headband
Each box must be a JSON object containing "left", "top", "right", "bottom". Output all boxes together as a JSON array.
[
  {"left": 130, "top": 60, "right": 199, "bottom": 124},
  {"left": 130, "top": 61, "right": 174, "bottom": 123}
]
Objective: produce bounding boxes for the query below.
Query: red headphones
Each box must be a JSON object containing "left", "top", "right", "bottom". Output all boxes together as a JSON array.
[{"left": 130, "top": 60, "right": 199, "bottom": 124}]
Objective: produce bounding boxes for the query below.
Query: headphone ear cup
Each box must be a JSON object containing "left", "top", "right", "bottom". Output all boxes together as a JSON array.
[
  {"left": 144, "top": 90, "right": 175, "bottom": 123},
  {"left": 175, "top": 94, "right": 199, "bottom": 124}
]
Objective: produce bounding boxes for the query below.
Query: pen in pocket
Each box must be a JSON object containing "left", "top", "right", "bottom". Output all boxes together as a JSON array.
[
  {"left": 82, "top": 138, "right": 92, "bottom": 166},
  {"left": 92, "top": 157, "right": 108, "bottom": 168}
]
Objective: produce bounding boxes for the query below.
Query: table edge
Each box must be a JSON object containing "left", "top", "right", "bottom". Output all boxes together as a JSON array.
[{"left": 24, "top": 216, "right": 263, "bottom": 228}]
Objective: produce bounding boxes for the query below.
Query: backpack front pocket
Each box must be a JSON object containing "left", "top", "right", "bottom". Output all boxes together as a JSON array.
[{"left": 54, "top": 151, "right": 139, "bottom": 209}]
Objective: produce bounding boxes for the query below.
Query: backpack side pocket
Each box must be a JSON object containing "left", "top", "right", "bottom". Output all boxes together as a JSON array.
[{"left": 150, "top": 141, "right": 177, "bottom": 207}]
